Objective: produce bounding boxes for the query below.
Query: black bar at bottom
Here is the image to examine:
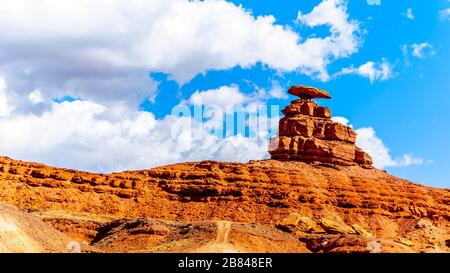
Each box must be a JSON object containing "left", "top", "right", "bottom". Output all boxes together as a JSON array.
[{"left": 0, "top": 253, "right": 447, "bottom": 272}]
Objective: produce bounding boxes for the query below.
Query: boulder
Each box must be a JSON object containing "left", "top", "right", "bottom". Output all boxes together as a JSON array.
[
  {"left": 276, "top": 212, "right": 301, "bottom": 233},
  {"left": 297, "top": 216, "right": 322, "bottom": 233},
  {"left": 288, "top": 86, "right": 331, "bottom": 99},
  {"left": 351, "top": 224, "right": 373, "bottom": 237},
  {"left": 320, "top": 218, "right": 355, "bottom": 235}
]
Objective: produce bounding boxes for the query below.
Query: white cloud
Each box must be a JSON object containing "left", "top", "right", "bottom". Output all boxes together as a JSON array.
[
  {"left": 355, "top": 127, "right": 398, "bottom": 168},
  {"left": 402, "top": 8, "right": 415, "bottom": 20},
  {"left": 186, "top": 83, "right": 288, "bottom": 112},
  {"left": 411, "top": 42, "right": 435, "bottom": 58},
  {"left": 188, "top": 85, "right": 247, "bottom": 109},
  {"left": 28, "top": 89, "right": 44, "bottom": 104},
  {"left": 0, "top": 0, "right": 362, "bottom": 109},
  {"left": 333, "top": 117, "right": 426, "bottom": 169},
  {"left": 334, "top": 59, "right": 394, "bottom": 83},
  {"left": 366, "top": 0, "right": 381, "bottom": 6},
  {"left": 440, "top": 8, "right": 450, "bottom": 21},
  {"left": 268, "top": 81, "right": 288, "bottom": 99},
  {"left": 0, "top": 98, "right": 271, "bottom": 173},
  {"left": 0, "top": 80, "right": 273, "bottom": 173},
  {"left": 331, "top": 116, "right": 351, "bottom": 127},
  {"left": 396, "top": 154, "right": 425, "bottom": 167},
  {"left": 296, "top": 0, "right": 361, "bottom": 80}
]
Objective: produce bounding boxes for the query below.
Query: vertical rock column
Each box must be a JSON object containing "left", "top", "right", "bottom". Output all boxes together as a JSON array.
[{"left": 269, "top": 86, "right": 373, "bottom": 168}]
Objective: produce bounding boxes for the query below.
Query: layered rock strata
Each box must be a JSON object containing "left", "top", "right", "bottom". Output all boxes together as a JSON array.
[{"left": 269, "top": 86, "right": 372, "bottom": 168}]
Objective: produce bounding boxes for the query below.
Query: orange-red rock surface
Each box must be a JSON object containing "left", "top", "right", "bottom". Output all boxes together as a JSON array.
[{"left": 0, "top": 156, "right": 449, "bottom": 252}]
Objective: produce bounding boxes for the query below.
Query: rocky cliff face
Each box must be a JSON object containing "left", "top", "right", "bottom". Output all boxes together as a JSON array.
[
  {"left": 269, "top": 86, "right": 372, "bottom": 168},
  {"left": 0, "top": 85, "right": 448, "bottom": 253}
]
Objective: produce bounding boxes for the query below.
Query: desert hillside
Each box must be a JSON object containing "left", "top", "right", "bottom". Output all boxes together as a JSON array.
[{"left": 0, "top": 201, "right": 95, "bottom": 253}]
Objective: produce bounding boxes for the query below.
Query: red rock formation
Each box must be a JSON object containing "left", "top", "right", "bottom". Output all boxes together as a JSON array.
[
  {"left": 269, "top": 86, "right": 372, "bottom": 168},
  {"left": 0, "top": 155, "right": 449, "bottom": 252}
]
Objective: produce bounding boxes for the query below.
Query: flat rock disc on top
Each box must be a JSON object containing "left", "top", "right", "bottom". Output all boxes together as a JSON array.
[{"left": 288, "top": 86, "right": 331, "bottom": 99}]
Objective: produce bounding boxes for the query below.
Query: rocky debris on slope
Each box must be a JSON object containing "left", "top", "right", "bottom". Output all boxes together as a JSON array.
[
  {"left": 0, "top": 202, "right": 94, "bottom": 253},
  {"left": 299, "top": 234, "right": 417, "bottom": 253},
  {"left": 276, "top": 212, "right": 377, "bottom": 237},
  {"left": 276, "top": 212, "right": 449, "bottom": 253},
  {"left": 269, "top": 86, "right": 372, "bottom": 168}
]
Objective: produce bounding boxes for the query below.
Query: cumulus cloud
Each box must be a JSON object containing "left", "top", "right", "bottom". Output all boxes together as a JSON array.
[
  {"left": 0, "top": 0, "right": 363, "bottom": 110},
  {"left": 402, "top": 8, "right": 415, "bottom": 20},
  {"left": 332, "top": 117, "right": 426, "bottom": 169},
  {"left": 411, "top": 42, "right": 435, "bottom": 58},
  {"left": 188, "top": 86, "right": 247, "bottom": 109},
  {"left": 296, "top": 0, "right": 361, "bottom": 80},
  {"left": 0, "top": 79, "right": 273, "bottom": 172},
  {"left": 334, "top": 59, "right": 394, "bottom": 83},
  {"left": 0, "top": 98, "right": 271, "bottom": 173}
]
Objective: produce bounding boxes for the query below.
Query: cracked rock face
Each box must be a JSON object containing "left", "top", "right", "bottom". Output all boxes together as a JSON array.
[{"left": 269, "top": 86, "right": 373, "bottom": 168}]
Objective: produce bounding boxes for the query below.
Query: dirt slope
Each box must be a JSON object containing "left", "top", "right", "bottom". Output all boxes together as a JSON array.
[{"left": 0, "top": 201, "right": 94, "bottom": 253}]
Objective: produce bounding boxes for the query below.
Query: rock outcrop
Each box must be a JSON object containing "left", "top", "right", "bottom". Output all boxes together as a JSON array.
[{"left": 269, "top": 86, "right": 373, "bottom": 168}]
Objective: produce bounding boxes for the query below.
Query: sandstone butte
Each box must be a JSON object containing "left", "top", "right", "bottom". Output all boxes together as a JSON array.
[{"left": 0, "top": 85, "right": 449, "bottom": 253}]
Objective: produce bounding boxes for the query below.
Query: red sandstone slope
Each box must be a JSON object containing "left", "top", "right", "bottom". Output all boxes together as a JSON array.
[
  {"left": 0, "top": 201, "right": 95, "bottom": 253},
  {"left": 0, "top": 157, "right": 449, "bottom": 252}
]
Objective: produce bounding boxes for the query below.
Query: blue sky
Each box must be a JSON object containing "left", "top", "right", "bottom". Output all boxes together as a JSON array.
[{"left": 0, "top": 0, "right": 448, "bottom": 188}]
